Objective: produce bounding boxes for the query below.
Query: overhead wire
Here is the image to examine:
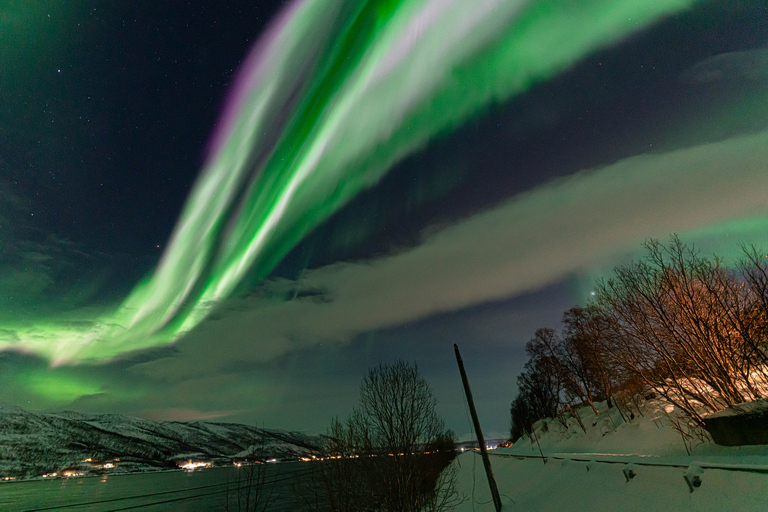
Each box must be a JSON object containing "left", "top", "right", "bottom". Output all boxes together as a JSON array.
[{"left": 21, "top": 464, "right": 323, "bottom": 512}]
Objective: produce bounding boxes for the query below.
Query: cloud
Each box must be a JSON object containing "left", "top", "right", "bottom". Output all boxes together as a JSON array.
[
  {"left": 683, "top": 47, "right": 768, "bottom": 84},
  {"left": 131, "top": 129, "right": 768, "bottom": 379}
]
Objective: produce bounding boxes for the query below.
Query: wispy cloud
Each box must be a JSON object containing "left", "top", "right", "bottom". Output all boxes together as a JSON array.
[
  {"left": 0, "top": 182, "right": 138, "bottom": 322},
  {"left": 683, "top": 47, "right": 768, "bottom": 84},
  {"left": 132, "top": 129, "right": 768, "bottom": 379}
]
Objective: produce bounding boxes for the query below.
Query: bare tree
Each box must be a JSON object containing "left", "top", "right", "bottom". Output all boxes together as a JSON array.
[
  {"left": 739, "top": 244, "right": 768, "bottom": 362},
  {"left": 308, "top": 361, "right": 459, "bottom": 512},
  {"left": 510, "top": 236, "right": 768, "bottom": 439},
  {"left": 561, "top": 306, "right": 618, "bottom": 408},
  {"left": 301, "top": 417, "right": 368, "bottom": 512},
  {"left": 594, "top": 236, "right": 768, "bottom": 424},
  {"left": 356, "top": 361, "right": 458, "bottom": 511},
  {"left": 526, "top": 327, "right": 601, "bottom": 414},
  {"left": 510, "top": 356, "right": 561, "bottom": 441}
]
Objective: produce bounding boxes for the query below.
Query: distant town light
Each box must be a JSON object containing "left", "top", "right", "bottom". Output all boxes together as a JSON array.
[{"left": 181, "top": 461, "right": 212, "bottom": 471}]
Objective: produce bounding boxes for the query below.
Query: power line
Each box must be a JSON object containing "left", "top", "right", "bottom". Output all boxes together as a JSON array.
[
  {"left": 104, "top": 467, "right": 324, "bottom": 512},
  {"left": 21, "top": 465, "right": 323, "bottom": 512}
]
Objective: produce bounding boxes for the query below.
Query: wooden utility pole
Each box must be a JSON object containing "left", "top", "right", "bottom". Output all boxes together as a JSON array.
[{"left": 454, "top": 344, "right": 502, "bottom": 511}]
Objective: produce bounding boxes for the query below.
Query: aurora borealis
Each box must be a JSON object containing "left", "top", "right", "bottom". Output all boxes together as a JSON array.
[{"left": 1, "top": 0, "right": 767, "bottom": 434}]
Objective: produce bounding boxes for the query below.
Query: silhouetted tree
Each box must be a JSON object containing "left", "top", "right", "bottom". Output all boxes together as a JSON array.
[
  {"left": 308, "top": 361, "right": 459, "bottom": 512},
  {"left": 510, "top": 355, "right": 561, "bottom": 441},
  {"left": 526, "top": 327, "right": 601, "bottom": 414},
  {"left": 301, "top": 417, "right": 367, "bottom": 512},
  {"left": 510, "top": 395, "right": 531, "bottom": 442},
  {"left": 561, "top": 306, "right": 617, "bottom": 407}
]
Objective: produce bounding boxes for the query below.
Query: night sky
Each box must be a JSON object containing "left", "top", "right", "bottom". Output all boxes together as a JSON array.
[{"left": 1, "top": 0, "right": 767, "bottom": 436}]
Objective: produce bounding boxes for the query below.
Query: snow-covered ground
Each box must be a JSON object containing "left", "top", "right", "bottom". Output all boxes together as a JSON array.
[{"left": 452, "top": 399, "right": 768, "bottom": 511}]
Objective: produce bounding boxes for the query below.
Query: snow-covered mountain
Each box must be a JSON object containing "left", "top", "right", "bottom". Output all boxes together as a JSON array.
[{"left": 0, "top": 403, "right": 321, "bottom": 479}]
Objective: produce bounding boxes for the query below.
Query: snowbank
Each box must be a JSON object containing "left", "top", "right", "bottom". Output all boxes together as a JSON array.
[{"left": 452, "top": 399, "right": 768, "bottom": 511}]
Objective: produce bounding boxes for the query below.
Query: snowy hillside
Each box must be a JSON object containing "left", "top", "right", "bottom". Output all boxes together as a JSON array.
[
  {"left": 0, "top": 403, "right": 321, "bottom": 480},
  {"left": 453, "top": 398, "right": 768, "bottom": 511}
]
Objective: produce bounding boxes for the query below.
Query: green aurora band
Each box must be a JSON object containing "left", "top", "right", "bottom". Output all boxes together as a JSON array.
[{"left": 3, "top": 0, "right": 700, "bottom": 363}]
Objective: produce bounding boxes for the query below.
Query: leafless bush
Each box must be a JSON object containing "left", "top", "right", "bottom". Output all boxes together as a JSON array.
[{"left": 667, "top": 411, "right": 711, "bottom": 456}]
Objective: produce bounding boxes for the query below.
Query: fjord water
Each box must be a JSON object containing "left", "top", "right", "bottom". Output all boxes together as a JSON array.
[{"left": 1, "top": 462, "right": 314, "bottom": 511}]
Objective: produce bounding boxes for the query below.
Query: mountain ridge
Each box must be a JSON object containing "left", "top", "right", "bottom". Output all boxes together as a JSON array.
[{"left": 0, "top": 403, "right": 321, "bottom": 479}]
